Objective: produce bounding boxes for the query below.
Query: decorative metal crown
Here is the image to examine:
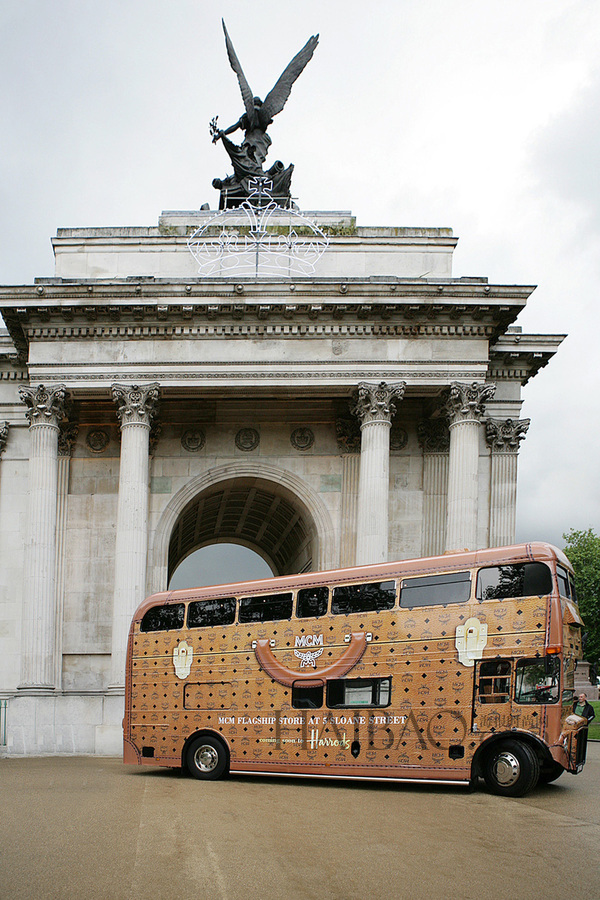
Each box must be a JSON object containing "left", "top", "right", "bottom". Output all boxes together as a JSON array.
[{"left": 188, "top": 179, "right": 329, "bottom": 277}]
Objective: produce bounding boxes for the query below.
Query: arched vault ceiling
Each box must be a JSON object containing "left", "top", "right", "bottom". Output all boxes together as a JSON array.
[{"left": 168, "top": 478, "right": 313, "bottom": 580}]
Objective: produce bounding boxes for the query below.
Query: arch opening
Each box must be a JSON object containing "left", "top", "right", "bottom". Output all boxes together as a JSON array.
[
  {"left": 169, "top": 543, "right": 274, "bottom": 589},
  {"left": 167, "top": 476, "right": 318, "bottom": 586}
]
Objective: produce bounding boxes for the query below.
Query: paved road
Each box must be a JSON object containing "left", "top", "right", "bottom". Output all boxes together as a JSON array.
[{"left": 2, "top": 744, "right": 599, "bottom": 900}]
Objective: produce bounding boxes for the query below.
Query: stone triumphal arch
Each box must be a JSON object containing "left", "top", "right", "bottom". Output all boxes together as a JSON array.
[{"left": 0, "top": 206, "right": 563, "bottom": 754}]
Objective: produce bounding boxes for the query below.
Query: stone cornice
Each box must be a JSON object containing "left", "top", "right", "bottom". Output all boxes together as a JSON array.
[
  {"left": 0, "top": 283, "right": 531, "bottom": 354},
  {"left": 489, "top": 331, "right": 565, "bottom": 385},
  {"left": 19, "top": 321, "right": 504, "bottom": 341},
  {"left": 0, "top": 279, "right": 534, "bottom": 304}
]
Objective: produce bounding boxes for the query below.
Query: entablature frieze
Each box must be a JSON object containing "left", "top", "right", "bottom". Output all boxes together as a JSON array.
[{"left": 26, "top": 362, "right": 489, "bottom": 394}]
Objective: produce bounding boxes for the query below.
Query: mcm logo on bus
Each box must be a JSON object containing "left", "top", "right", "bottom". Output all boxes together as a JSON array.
[{"left": 294, "top": 633, "right": 323, "bottom": 668}]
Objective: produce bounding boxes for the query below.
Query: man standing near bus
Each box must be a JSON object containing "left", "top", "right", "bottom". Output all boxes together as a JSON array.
[{"left": 573, "top": 692, "right": 595, "bottom": 724}]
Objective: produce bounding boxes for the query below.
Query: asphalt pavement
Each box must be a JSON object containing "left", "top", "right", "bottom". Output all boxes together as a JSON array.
[{"left": 2, "top": 743, "right": 600, "bottom": 900}]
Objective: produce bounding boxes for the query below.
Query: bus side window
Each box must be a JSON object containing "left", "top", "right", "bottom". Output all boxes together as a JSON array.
[
  {"left": 515, "top": 656, "right": 560, "bottom": 704},
  {"left": 292, "top": 682, "right": 323, "bottom": 709},
  {"left": 556, "top": 565, "right": 576, "bottom": 602},
  {"left": 239, "top": 592, "right": 294, "bottom": 623},
  {"left": 399, "top": 572, "right": 470, "bottom": 608},
  {"left": 331, "top": 581, "right": 396, "bottom": 615},
  {"left": 476, "top": 563, "right": 552, "bottom": 601},
  {"left": 297, "top": 586, "right": 329, "bottom": 618},
  {"left": 327, "top": 677, "right": 391, "bottom": 708},
  {"left": 140, "top": 603, "right": 185, "bottom": 632},
  {"left": 187, "top": 598, "right": 236, "bottom": 628},
  {"left": 478, "top": 660, "right": 511, "bottom": 703}
]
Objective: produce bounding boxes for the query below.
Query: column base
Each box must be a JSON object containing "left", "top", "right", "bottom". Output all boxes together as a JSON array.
[
  {"left": 105, "top": 684, "right": 125, "bottom": 696},
  {"left": 16, "top": 685, "right": 56, "bottom": 695}
]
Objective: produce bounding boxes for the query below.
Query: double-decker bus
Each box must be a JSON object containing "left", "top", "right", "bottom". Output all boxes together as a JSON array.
[{"left": 123, "top": 542, "right": 588, "bottom": 796}]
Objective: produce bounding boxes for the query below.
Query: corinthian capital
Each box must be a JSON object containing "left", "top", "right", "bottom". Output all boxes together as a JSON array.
[
  {"left": 19, "top": 384, "right": 70, "bottom": 428},
  {"left": 351, "top": 381, "right": 406, "bottom": 426},
  {"left": 442, "top": 381, "right": 496, "bottom": 425},
  {"left": 112, "top": 383, "right": 160, "bottom": 427},
  {"left": 486, "top": 417, "right": 530, "bottom": 453},
  {"left": 0, "top": 422, "right": 8, "bottom": 455}
]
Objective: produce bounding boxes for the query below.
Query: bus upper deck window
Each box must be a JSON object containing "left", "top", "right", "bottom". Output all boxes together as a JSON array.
[
  {"left": 239, "top": 592, "right": 294, "bottom": 623},
  {"left": 140, "top": 603, "right": 185, "bottom": 632},
  {"left": 297, "top": 586, "right": 328, "bottom": 618},
  {"left": 476, "top": 562, "right": 552, "bottom": 601},
  {"left": 331, "top": 581, "right": 396, "bottom": 615},
  {"left": 187, "top": 598, "right": 236, "bottom": 628},
  {"left": 399, "top": 572, "right": 470, "bottom": 608}
]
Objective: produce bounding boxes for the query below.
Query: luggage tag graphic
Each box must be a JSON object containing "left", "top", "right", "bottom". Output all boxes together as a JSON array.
[
  {"left": 173, "top": 641, "right": 193, "bottom": 679},
  {"left": 455, "top": 617, "right": 488, "bottom": 666}
]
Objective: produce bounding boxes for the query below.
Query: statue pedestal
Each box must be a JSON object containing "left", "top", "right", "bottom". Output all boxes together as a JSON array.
[{"left": 574, "top": 660, "right": 599, "bottom": 700}]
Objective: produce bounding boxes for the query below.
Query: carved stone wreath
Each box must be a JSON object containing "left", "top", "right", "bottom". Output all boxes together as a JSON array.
[
  {"left": 290, "top": 427, "right": 314, "bottom": 451},
  {"left": 390, "top": 426, "right": 409, "bottom": 452},
  {"left": 86, "top": 428, "right": 109, "bottom": 454},
  {"left": 181, "top": 428, "right": 206, "bottom": 453},
  {"left": 235, "top": 427, "right": 259, "bottom": 451}
]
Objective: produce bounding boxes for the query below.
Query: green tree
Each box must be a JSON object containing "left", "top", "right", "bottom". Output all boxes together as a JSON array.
[{"left": 562, "top": 528, "right": 600, "bottom": 665}]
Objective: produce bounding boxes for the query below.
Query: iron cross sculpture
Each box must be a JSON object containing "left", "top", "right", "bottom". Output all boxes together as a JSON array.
[{"left": 211, "top": 20, "right": 319, "bottom": 209}]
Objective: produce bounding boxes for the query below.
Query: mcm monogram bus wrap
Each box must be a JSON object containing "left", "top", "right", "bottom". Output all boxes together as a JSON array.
[{"left": 123, "top": 542, "right": 588, "bottom": 796}]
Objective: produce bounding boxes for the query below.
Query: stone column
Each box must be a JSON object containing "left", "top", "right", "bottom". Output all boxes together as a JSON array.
[
  {"left": 109, "top": 383, "right": 160, "bottom": 689},
  {"left": 336, "top": 417, "right": 361, "bottom": 568},
  {"left": 54, "top": 423, "right": 79, "bottom": 689},
  {"left": 352, "top": 381, "right": 406, "bottom": 565},
  {"left": 18, "top": 385, "right": 69, "bottom": 691},
  {"left": 443, "top": 382, "right": 496, "bottom": 553},
  {"left": 417, "top": 419, "right": 450, "bottom": 557},
  {"left": 486, "top": 418, "right": 530, "bottom": 546}
]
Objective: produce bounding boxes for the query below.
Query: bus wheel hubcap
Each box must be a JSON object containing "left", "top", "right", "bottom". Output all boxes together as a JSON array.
[
  {"left": 194, "top": 745, "right": 218, "bottom": 772},
  {"left": 494, "top": 751, "right": 520, "bottom": 786}
]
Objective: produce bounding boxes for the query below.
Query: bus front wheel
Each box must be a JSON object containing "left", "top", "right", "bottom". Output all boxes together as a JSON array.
[
  {"left": 482, "top": 739, "right": 540, "bottom": 797},
  {"left": 186, "top": 735, "right": 228, "bottom": 781}
]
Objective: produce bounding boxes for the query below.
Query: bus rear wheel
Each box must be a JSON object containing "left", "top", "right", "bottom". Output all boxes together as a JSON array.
[
  {"left": 186, "top": 735, "right": 228, "bottom": 780},
  {"left": 483, "top": 739, "right": 540, "bottom": 797}
]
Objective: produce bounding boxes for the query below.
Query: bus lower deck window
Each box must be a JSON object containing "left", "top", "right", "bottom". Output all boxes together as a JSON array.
[
  {"left": 515, "top": 656, "right": 560, "bottom": 704},
  {"left": 292, "top": 683, "right": 323, "bottom": 708},
  {"left": 327, "top": 677, "right": 391, "bottom": 708}
]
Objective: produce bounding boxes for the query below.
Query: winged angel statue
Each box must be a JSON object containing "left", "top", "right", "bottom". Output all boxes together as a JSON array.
[{"left": 211, "top": 20, "right": 319, "bottom": 208}]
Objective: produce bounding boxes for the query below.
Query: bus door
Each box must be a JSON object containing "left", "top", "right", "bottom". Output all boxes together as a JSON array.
[{"left": 472, "top": 659, "right": 514, "bottom": 734}]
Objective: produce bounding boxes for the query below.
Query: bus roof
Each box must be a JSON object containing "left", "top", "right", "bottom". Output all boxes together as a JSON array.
[{"left": 132, "top": 542, "right": 572, "bottom": 623}]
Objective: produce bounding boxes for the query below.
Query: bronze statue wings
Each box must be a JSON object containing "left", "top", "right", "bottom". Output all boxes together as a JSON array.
[{"left": 221, "top": 19, "right": 319, "bottom": 130}]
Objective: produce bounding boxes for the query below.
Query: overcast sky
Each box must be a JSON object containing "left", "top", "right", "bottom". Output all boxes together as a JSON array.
[{"left": 1, "top": 0, "right": 599, "bottom": 562}]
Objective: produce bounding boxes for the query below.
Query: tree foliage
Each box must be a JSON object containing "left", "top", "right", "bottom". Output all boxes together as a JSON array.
[{"left": 562, "top": 528, "right": 600, "bottom": 664}]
